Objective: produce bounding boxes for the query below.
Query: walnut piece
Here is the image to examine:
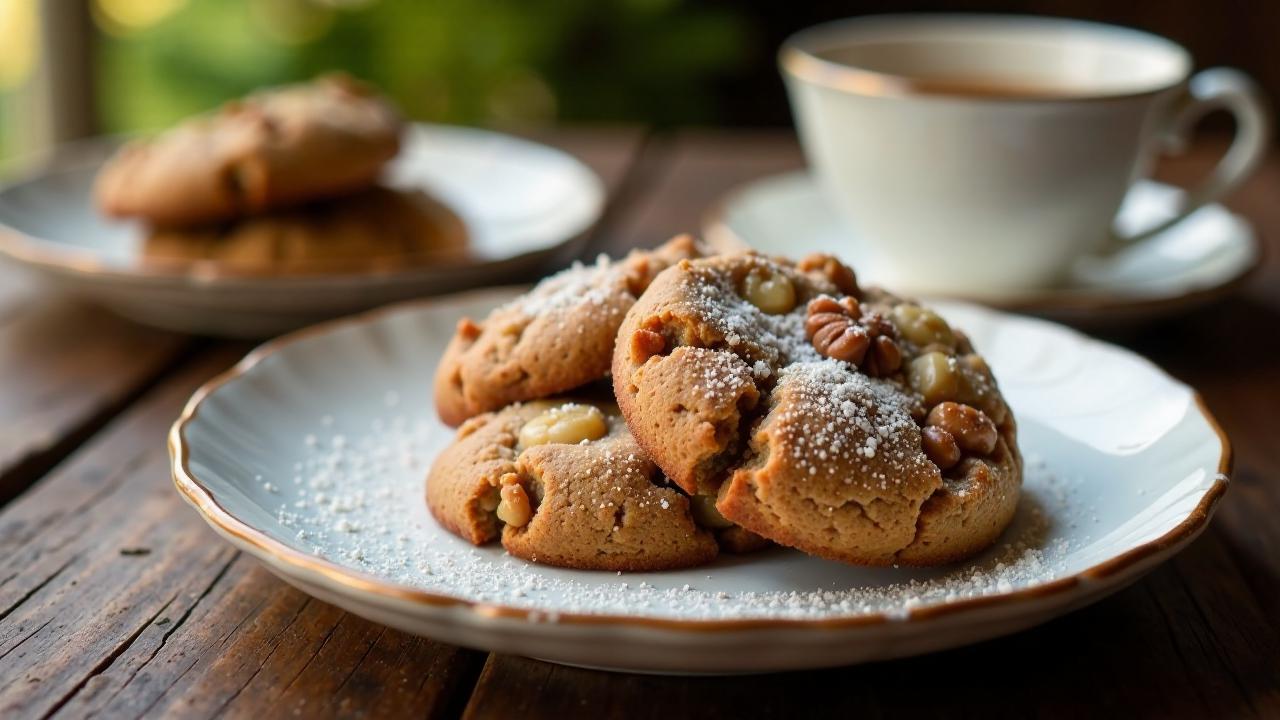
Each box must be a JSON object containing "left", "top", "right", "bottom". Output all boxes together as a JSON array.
[
  {"left": 921, "top": 425, "right": 962, "bottom": 470},
  {"left": 804, "top": 296, "right": 903, "bottom": 376},
  {"left": 798, "top": 253, "right": 860, "bottom": 296},
  {"left": 926, "top": 401, "right": 998, "bottom": 455}
]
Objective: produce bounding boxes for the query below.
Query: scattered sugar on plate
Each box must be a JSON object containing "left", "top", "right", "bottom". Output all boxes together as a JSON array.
[{"left": 249, "top": 405, "right": 1086, "bottom": 623}]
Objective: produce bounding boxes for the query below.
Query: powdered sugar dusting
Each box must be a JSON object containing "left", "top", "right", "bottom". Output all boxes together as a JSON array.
[
  {"left": 769, "top": 359, "right": 925, "bottom": 481},
  {"left": 678, "top": 258, "right": 824, "bottom": 374},
  {"left": 259, "top": 410, "right": 1083, "bottom": 622},
  {"left": 514, "top": 254, "right": 620, "bottom": 318}
]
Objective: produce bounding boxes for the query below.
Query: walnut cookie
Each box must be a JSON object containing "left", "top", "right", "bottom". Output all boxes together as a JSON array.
[
  {"left": 433, "top": 235, "right": 708, "bottom": 427},
  {"left": 611, "top": 252, "right": 1022, "bottom": 566},
  {"left": 95, "top": 73, "right": 402, "bottom": 226},
  {"left": 426, "top": 397, "right": 765, "bottom": 571}
]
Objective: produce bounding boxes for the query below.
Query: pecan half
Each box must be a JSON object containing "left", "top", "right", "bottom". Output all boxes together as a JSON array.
[{"left": 804, "top": 296, "right": 903, "bottom": 376}]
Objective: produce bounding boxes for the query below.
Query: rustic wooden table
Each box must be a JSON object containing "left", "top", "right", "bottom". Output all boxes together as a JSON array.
[{"left": 0, "top": 129, "right": 1276, "bottom": 719}]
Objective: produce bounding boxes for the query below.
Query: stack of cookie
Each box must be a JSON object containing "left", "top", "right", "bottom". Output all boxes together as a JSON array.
[
  {"left": 95, "top": 74, "right": 466, "bottom": 274},
  {"left": 427, "top": 238, "right": 1022, "bottom": 572}
]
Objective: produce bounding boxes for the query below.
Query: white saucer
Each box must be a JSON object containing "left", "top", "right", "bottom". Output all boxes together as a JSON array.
[
  {"left": 171, "top": 288, "right": 1227, "bottom": 674},
  {"left": 705, "top": 172, "right": 1260, "bottom": 324},
  {"left": 0, "top": 124, "right": 604, "bottom": 337}
]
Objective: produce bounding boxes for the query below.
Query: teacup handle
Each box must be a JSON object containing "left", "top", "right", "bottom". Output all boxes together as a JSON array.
[{"left": 1112, "top": 68, "right": 1271, "bottom": 247}]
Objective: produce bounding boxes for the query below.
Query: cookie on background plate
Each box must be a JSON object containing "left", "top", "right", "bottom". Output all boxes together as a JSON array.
[
  {"left": 433, "top": 235, "right": 708, "bottom": 427},
  {"left": 142, "top": 186, "right": 468, "bottom": 275},
  {"left": 96, "top": 73, "right": 402, "bottom": 226},
  {"left": 612, "top": 252, "right": 1021, "bottom": 566},
  {"left": 426, "top": 397, "right": 725, "bottom": 572}
]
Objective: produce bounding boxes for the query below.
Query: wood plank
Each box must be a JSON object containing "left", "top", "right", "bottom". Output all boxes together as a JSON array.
[
  {"left": 525, "top": 126, "right": 648, "bottom": 199},
  {"left": 0, "top": 347, "right": 485, "bottom": 719},
  {"left": 6, "top": 129, "right": 1278, "bottom": 717},
  {"left": 1137, "top": 140, "right": 1280, "bottom": 627},
  {"left": 464, "top": 550, "right": 1274, "bottom": 720},
  {"left": 596, "top": 129, "right": 804, "bottom": 257},
  {"left": 462, "top": 132, "right": 1280, "bottom": 717},
  {"left": 0, "top": 127, "right": 641, "bottom": 507},
  {"left": 0, "top": 264, "right": 190, "bottom": 505},
  {"left": 0, "top": 128, "right": 651, "bottom": 717}
]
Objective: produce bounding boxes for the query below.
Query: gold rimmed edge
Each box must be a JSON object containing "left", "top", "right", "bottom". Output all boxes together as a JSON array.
[
  {"left": 778, "top": 15, "right": 1190, "bottom": 103},
  {"left": 701, "top": 176, "right": 1265, "bottom": 319},
  {"left": 168, "top": 289, "right": 1231, "bottom": 633}
]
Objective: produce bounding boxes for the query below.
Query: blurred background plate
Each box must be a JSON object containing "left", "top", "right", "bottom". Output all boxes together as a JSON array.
[{"left": 0, "top": 124, "right": 605, "bottom": 337}]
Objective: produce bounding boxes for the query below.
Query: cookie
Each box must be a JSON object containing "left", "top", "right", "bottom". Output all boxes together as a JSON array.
[
  {"left": 96, "top": 73, "right": 402, "bottom": 226},
  {"left": 433, "top": 235, "right": 707, "bottom": 427},
  {"left": 142, "top": 186, "right": 467, "bottom": 274},
  {"left": 426, "top": 398, "right": 721, "bottom": 571},
  {"left": 612, "top": 252, "right": 1021, "bottom": 566}
]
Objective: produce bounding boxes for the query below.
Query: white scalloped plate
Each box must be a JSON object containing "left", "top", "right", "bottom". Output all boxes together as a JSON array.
[
  {"left": 170, "top": 288, "right": 1229, "bottom": 674},
  {"left": 0, "top": 125, "right": 604, "bottom": 337}
]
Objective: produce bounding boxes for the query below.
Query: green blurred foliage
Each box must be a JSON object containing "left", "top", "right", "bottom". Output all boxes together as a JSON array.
[{"left": 96, "top": 0, "right": 753, "bottom": 133}]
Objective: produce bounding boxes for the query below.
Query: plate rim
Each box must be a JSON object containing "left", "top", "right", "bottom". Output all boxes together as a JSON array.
[
  {"left": 0, "top": 124, "right": 605, "bottom": 285},
  {"left": 169, "top": 288, "right": 1231, "bottom": 633},
  {"left": 702, "top": 170, "right": 1264, "bottom": 316}
]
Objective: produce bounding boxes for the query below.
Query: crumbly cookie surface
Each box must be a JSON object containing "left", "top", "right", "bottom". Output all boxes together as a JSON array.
[
  {"left": 96, "top": 74, "right": 402, "bottom": 225},
  {"left": 612, "top": 252, "right": 1021, "bottom": 566},
  {"left": 433, "top": 235, "right": 706, "bottom": 427},
  {"left": 142, "top": 186, "right": 466, "bottom": 274},
  {"left": 426, "top": 398, "right": 720, "bottom": 571}
]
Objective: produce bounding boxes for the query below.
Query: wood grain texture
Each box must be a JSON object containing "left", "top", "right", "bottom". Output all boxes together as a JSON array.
[
  {"left": 1, "top": 130, "right": 1278, "bottom": 719},
  {"left": 0, "top": 265, "right": 190, "bottom": 505},
  {"left": 0, "top": 129, "right": 647, "bottom": 719},
  {"left": 525, "top": 126, "right": 648, "bottom": 198},
  {"left": 462, "top": 132, "right": 1280, "bottom": 719},
  {"left": 0, "top": 347, "right": 484, "bottom": 719},
  {"left": 598, "top": 130, "right": 804, "bottom": 256}
]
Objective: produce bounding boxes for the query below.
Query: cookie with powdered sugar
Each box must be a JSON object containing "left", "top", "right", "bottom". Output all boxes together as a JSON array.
[
  {"left": 433, "top": 235, "right": 707, "bottom": 427},
  {"left": 426, "top": 397, "right": 729, "bottom": 571},
  {"left": 96, "top": 74, "right": 402, "bottom": 226},
  {"left": 612, "top": 252, "right": 1021, "bottom": 566}
]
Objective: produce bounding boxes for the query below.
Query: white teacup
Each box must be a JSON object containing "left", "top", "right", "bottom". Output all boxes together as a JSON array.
[{"left": 781, "top": 15, "right": 1270, "bottom": 298}]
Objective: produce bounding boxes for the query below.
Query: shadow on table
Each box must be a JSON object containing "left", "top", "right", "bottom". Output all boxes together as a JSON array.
[{"left": 481, "top": 554, "right": 1271, "bottom": 718}]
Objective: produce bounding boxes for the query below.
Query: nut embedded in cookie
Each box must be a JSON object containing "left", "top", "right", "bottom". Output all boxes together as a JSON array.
[
  {"left": 611, "top": 251, "right": 1022, "bottom": 567},
  {"left": 804, "top": 295, "right": 903, "bottom": 376},
  {"left": 433, "top": 235, "right": 709, "bottom": 427},
  {"left": 426, "top": 398, "right": 720, "bottom": 572}
]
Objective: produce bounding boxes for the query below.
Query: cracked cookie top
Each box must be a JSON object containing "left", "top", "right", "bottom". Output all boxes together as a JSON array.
[
  {"left": 433, "top": 235, "right": 707, "bottom": 426},
  {"left": 611, "top": 252, "right": 1021, "bottom": 567}
]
